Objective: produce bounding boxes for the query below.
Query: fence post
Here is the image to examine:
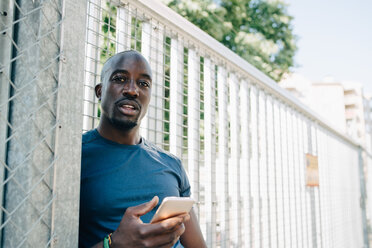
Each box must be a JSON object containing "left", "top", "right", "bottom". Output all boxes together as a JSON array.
[
  {"left": 0, "top": 0, "right": 14, "bottom": 240},
  {"left": 50, "top": 0, "right": 87, "bottom": 247},
  {"left": 358, "top": 147, "right": 370, "bottom": 248}
]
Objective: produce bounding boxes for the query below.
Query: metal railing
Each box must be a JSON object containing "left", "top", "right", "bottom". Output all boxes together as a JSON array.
[
  {"left": 82, "top": 0, "right": 368, "bottom": 247},
  {"left": 1, "top": 0, "right": 370, "bottom": 247}
]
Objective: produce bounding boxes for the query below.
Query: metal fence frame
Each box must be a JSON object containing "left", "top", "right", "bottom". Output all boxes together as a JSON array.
[{"left": 1, "top": 0, "right": 371, "bottom": 247}]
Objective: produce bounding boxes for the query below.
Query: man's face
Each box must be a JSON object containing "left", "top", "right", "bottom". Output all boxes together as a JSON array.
[{"left": 97, "top": 52, "right": 152, "bottom": 130}]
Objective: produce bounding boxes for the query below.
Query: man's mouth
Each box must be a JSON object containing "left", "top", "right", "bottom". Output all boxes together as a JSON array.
[
  {"left": 122, "top": 104, "right": 135, "bottom": 109},
  {"left": 116, "top": 100, "right": 140, "bottom": 116}
]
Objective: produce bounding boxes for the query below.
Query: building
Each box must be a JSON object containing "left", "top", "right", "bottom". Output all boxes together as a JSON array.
[
  {"left": 343, "top": 81, "right": 367, "bottom": 145},
  {"left": 279, "top": 74, "right": 346, "bottom": 133},
  {"left": 364, "top": 94, "right": 372, "bottom": 152},
  {"left": 280, "top": 74, "right": 369, "bottom": 146}
]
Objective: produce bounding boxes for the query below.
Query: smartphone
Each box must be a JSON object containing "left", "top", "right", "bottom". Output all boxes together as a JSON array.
[{"left": 150, "top": 196, "right": 195, "bottom": 223}]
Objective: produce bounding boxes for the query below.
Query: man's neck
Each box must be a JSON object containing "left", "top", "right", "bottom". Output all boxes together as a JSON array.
[{"left": 96, "top": 120, "right": 141, "bottom": 145}]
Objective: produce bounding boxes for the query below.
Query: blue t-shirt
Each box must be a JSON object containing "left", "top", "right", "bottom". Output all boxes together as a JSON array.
[{"left": 79, "top": 129, "right": 191, "bottom": 248}]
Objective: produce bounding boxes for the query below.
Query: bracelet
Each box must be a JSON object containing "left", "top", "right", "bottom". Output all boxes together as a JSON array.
[{"left": 103, "top": 233, "right": 112, "bottom": 248}]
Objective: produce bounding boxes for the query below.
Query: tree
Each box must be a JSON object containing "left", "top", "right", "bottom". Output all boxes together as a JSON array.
[{"left": 163, "top": 0, "right": 297, "bottom": 82}]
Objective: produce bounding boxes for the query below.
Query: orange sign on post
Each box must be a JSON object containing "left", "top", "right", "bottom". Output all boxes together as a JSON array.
[{"left": 306, "top": 153, "right": 319, "bottom": 187}]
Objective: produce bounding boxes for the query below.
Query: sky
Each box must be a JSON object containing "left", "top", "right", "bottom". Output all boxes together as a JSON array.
[{"left": 286, "top": 0, "right": 372, "bottom": 94}]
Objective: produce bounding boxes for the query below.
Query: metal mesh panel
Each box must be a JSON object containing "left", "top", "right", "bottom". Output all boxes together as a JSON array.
[
  {"left": 0, "top": 0, "right": 62, "bottom": 246},
  {"left": 0, "top": 0, "right": 86, "bottom": 247},
  {"left": 82, "top": 1, "right": 367, "bottom": 247}
]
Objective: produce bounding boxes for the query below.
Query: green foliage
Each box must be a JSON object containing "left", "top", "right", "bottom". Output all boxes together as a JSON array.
[
  {"left": 131, "top": 18, "right": 143, "bottom": 51},
  {"left": 101, "top": 2, "right": 117, "bottom": 62},
  {"left": 97, "top": 104, "right": 101, "bottom": 118},
  {"left": 163, "top": 37, "right": 172, "bottom": 150},
  {"left": 164, "top": 0, "right": 297, "bottom": 82}
]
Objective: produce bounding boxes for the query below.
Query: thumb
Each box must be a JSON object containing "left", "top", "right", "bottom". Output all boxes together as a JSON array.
[{"left": 129, "top": 196, "right": 159, "bottom": 217}]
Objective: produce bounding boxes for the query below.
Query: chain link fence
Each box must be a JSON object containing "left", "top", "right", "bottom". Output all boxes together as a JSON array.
[
  {"left": 0, "top": 0, "right": 86, "bottom": 247},
  {"left": 1, "top": 0, "right": 371, "bottom": 247}
]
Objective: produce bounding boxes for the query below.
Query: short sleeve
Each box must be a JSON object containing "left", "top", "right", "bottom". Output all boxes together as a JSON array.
[{"left": 177, "top": 158, "right": 191, "bottom": 197}]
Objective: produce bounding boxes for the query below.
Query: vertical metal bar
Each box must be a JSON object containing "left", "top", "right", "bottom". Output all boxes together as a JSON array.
[
  {"left": 284, "top": 106, "right": 293, "bottom": 248},
  {"left": 314, "top": 126, "right": 324, "bottom": 248},
  {"left": 289, "top": 109, "right": 299, "bottom": 248},
  {"left": 333, "top": 139, "right": 339, "bottom": 247},
  {"left": 258, "top": 91, "right": 268, "bottom": 248},
  {"left": 153, "top": 24, "right": 164, "bottom": 146},
  {"left": 257, "top": 89, "right": 263, "bottom": 248},
  {"left": 302, "top": 117, "right": 311, "bottom": 248},
  {"left": 296, "top": 114, "right": 305, "bottom": 248},
  {"left": 271, "top": 99, "right": 279, "bottom": 248},
  {"left": 198, "top": 55, "right": 206, "bottom": 240},
  {"left": 324, "top": 131, "right": 333, "bottom": 248},
  {"left": 187, "top": 49, "right": 200, "bottom": 216},
  {"left": 139, "top": 22, "right": 151, "bottom": 139},
  {"left": 267, "top": 96, "right": 276, "bottom": 248},
  {"left": 217, "top": 66, "right": 229, "bottom": 247},
  {"left": 279, "top": 103, "right": 287, "bottom": 248},
  {"left": 240, "top": 80, "right": 250, "bottom": 247},
  {"left": 358, "top": 148, "right": 370, "bottom": 248},
  {"left": 366, "top": 154, "right": 372, "bottom": 244},
  {"left": 250, "top": 86, "right": 260, "bottom": 248},
  {"left": 169, "top": 38, "right": 180, "bottom": 156},
  {"left": 51, "top": 0, "right": 87, "bottom": 247},
  {"left": 212, "top": 63, "right": 218, "bottom": 247},
  {"left": 0, "top": 0, "right": 14, "bottom": 235},
  {"left": 318, "top": 130, "right": 326, "bottom": 247},
  {"left": 275, "top": 104, "right": 281, "bottom": 247},
  {"left": 255, "top": 88, "right": 262, "bottom": 248},
  {"left": 264, "top": 94, "right": 272, "bottom": 248},
  {"left": 203, "top": 57, "right": 216, "bottom": 247},
  {"left": 307, "top": 122, "right": 317, "bottom": 248},
  {"left": 311, "top": 125, "right": 322, "bottom": 248},
  {"left": 228, "top": 73, "right": 240, "bottom": 246},
  {"left": 324, "top": 132, "right": 332, "bottom": 248}
]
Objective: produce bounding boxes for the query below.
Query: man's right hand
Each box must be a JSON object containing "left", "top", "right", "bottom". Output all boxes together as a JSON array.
[{"left": 110, "top": 196, "right": 190, "bottom": 248}]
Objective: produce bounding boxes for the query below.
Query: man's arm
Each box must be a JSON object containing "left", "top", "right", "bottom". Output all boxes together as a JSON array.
[{"left": 180, "top": 209, "right": 207, "bottom": 248}]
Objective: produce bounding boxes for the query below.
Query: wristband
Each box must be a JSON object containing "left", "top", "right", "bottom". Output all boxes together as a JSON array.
[{"left": 103, "top": 233, "right": 112, "bottom": 248}]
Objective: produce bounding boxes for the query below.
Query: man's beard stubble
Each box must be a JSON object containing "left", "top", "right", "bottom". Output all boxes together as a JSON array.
[{"left": 110, "top": 116, "right": 138, "bottom": 130}]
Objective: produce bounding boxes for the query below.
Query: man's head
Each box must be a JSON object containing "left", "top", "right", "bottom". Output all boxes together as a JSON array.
[{"left": 95, "top": 50, "right": 152, "bottom": 130}]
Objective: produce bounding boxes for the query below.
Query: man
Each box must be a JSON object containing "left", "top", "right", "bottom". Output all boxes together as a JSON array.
[{"left": 79, "top": 50, "right": 206, "bottom": 248}]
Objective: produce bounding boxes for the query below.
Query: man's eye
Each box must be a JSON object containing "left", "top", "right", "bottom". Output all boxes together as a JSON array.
[
  {"left": 139, "top": 81, "right": 150, "bottom": 87},
  {"left": 113, "top": 76, "right": 127, "bottom": 82}
]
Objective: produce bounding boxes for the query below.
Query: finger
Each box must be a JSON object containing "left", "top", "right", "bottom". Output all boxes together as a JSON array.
[
  {"left": 141, "top": 213, "right": 189, "bottom": 237},
  {"left": 126, "top": 196, "right": 159, "bottom": 217},
  {"left": 151, "top": 212, "right": 190, "bottom": 224},
  {"left": 143, "top": 223, "right": 185, "bottom": 248},
  {"left": 159, "top": 213, "right": 189, "bottom": 232}
]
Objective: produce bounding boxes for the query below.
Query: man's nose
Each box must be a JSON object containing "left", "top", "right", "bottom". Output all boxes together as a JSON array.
[{"left": 123, "top": 79, "right": 139, "bottom": 97}]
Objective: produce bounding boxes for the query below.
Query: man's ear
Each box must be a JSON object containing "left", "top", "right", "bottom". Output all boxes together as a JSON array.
[{"left": 95, "top": 83, "right": 102, "bottom": 100}]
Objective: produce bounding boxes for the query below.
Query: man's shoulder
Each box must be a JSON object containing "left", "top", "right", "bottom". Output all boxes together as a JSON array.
[
  {"left": 143, "top": 139, "right": 181, "bottom": 164},
  {"left": 82, "top": 129, "right": 99, "bottom": 145}
]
